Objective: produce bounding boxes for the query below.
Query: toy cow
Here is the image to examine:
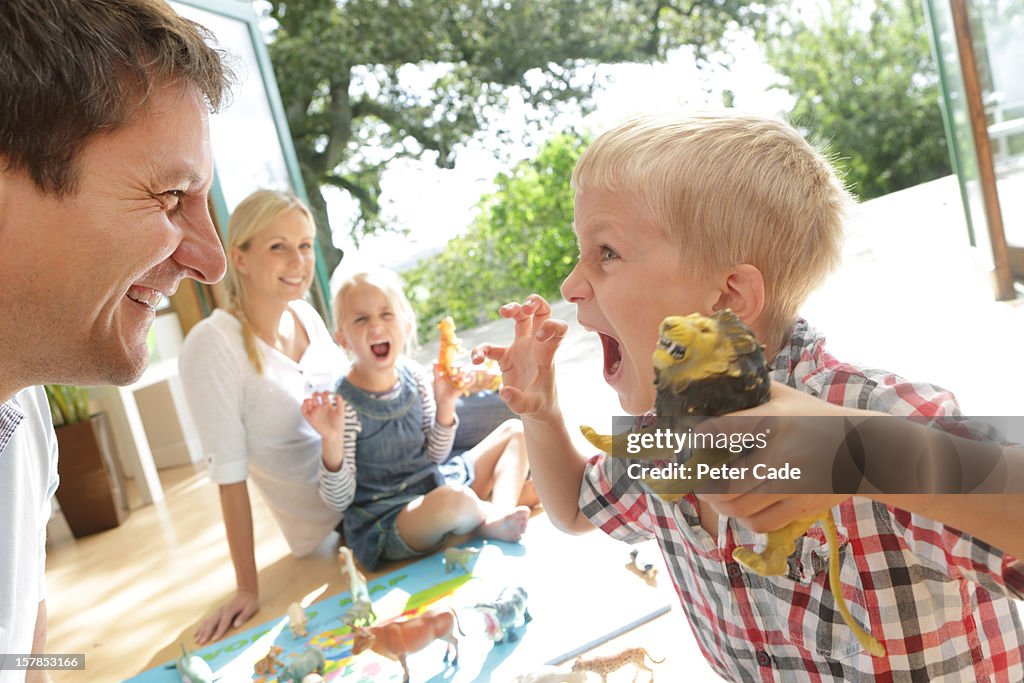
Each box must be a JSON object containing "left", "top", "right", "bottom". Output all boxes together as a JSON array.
[
  {"left": 278, "top": 647, "right": 325, "bottom": 683},
  {"left": 475, "top": 585, "right": 531, "bottom": 643},
  {"left": 351, "top": 607, "right": 464, "bottom": 683}
]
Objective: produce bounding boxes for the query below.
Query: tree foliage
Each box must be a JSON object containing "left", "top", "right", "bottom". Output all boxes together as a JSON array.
[
  {"left": 261, "top": 0, "right": 777, "bottom": 273},
  {"left": 402, "top": 132, "right": 585, "bottom": 343},
  {"left": 764, "top": 0, "right": 950, "bottom": 199}
]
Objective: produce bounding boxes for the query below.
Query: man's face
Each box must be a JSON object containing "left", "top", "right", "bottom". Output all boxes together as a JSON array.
[
  {"left": 0, "top": 83, "right": 226, "bottom": 388},
  {"left": 561, "top": 189, "right": 721, "bottom": 415}
]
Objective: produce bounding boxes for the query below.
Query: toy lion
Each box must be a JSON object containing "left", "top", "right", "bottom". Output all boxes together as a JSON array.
[{"left": 581, "top": 310, "right": 884, "bottom": 656}]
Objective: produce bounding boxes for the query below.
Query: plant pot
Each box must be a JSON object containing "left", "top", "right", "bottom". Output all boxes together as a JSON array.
[{"left": 53, "top": 412, "right": 128, "bottom": 538}]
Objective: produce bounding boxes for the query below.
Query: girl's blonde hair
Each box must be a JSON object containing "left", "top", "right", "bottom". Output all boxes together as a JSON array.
[
  {"left": 331, "top": 265, "right": 418, "bottom": 358},
  {"left": 572, "top": 111, "right": 851, "bottom": 344},
  {"left": 224, "top": 189, "right": 315, "bottom": 374}
]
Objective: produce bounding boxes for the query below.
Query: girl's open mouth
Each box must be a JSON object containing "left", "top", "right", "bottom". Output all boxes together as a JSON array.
[
  {"left": 599, "top": 332, "right": 623, "bottom": 381},
  {"left": 370, "top": 342, "right": 390, "bottom": 359}
]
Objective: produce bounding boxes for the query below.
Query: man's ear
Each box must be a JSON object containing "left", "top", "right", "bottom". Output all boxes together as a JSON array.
[{"left": 711, "top": 264, "right": 765, "bottom": 324}]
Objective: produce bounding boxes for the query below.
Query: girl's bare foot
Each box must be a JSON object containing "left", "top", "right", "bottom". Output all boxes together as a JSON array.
[{"left": 477, "top": 505, "right": 531, "bottom": 542}]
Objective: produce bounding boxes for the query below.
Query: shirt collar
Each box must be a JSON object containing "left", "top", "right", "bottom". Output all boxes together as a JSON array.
[{"left": 769, "top": 317, "right": 826, "bottom": 385}]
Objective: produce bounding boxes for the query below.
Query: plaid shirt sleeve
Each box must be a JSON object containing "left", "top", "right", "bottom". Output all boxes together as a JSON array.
[
  {"left": 579, "top": 453, "right": 657, "bottom": 544},
  {"left": 813, "top": 363, "right": 1024, "bottom": 600}
]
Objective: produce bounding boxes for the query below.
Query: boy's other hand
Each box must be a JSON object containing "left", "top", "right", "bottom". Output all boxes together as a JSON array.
[
  {"left": 473, "top": 294, "right": 567, "bottom": 418},
  {"left": 301, "top": 391, "right": 346, "bottom": 441}
]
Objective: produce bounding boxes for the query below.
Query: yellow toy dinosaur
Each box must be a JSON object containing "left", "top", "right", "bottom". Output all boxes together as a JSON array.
[{"left": 580, "top": 311, "right": 885, "bottom": 657}]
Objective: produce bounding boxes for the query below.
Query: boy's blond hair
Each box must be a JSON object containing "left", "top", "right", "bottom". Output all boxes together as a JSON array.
[
  {"left": 225, "top": 189, "right": 315, "bottom": 375},
  {"left": 332, "top": 265, "right": 418, "bottom": 357},
  {"left": 571, "top": 111, "right": 851, "bottom": 344}
]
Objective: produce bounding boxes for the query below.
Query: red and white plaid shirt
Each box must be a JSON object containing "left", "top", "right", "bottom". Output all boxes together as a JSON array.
[{"left": 580, "top": 319, "right": 1024, "bottom": 681}]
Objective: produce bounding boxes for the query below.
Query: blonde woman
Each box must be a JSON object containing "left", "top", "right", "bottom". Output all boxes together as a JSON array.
[{"left": 179, "top": 189, "right": 347, "bottom": 644}]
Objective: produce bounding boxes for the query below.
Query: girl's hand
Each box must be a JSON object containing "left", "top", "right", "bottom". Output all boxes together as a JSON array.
[
  {"left": 432, "top": 361, "right": 461, "bottom": 411},
  {"left": 473, "top": 294, "right": 568, "bottom": 418},
  {"left": 301, "top": 391, "right": 346, "bottom": 441}
]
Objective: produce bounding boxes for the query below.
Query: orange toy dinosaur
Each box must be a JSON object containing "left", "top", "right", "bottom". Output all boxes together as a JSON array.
[{"left": 437, "top": 316, "right": 501, "bottom": 395}]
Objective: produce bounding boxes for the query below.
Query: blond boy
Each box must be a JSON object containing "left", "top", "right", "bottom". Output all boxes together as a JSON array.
[{"left": 478, "top": 113, "right": 1024, "bottom": 680}]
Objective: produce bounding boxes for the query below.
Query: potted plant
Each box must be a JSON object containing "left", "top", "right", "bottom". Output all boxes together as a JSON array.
[{"left": 44, "top": 385, "right": 128, "bottom": 538}]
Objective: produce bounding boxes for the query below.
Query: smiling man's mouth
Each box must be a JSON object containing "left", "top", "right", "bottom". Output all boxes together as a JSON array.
[{"left": 126, "top": 285, "right": 164, "bottom": 311}]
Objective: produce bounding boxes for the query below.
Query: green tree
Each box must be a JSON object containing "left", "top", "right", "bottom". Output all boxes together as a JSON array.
[
  {"left": 764, "top": 0, "right": 950, "bottom": 199},
  {"left": 403, "top": 132, "right": 586, "bottom": 342},
  {"left": 262, "top": 0, "right": 777, "bottom": 274}
]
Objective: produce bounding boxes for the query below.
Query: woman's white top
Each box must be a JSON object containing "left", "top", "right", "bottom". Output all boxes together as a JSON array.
[{"left": 179, "top": 300, "right": 347, "bottom": 556}]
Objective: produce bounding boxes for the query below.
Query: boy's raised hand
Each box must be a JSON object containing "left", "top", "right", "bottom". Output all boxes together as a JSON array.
[{"left": 473, "top": 294, "right": 568, "bottom": 417}]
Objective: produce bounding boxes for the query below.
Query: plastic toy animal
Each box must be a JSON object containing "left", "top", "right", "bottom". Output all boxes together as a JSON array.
[
  {"left": 287, "top": 602, "right": 308, "bottom": 637},
  {"left": 581, "top": 311, "right": 885, "bottom": 657},
  {"left": 571, "top": 647, "right": 663, "bottom": 682},
  {"left": 626, "top": 548, "right": 658, "bottom": 586},
  {"left": 474, "top": 585, "right": 531, "bottom": 643},
  {"left": 351, "top": 607, "right": 464, "bottom": 683},
  {"left": 339, "top": 545, "right": 376, "bottom": 626},
  {"left": 253, "top": 645, "right": 283, "bottom": 676},
  {"left": 442, "top": 546, "right": 480, "bottom": 574},
  {"left": 174, "top": 644, "right": 214, "bottom": 683},
  {"left": 438, "top": 316, "right": 501, "bottom": 395},
  {"left": 278, "top": 647, "right": 325, "bottom": 683},
  {"left": 438, "top": 316, "right": 471, "bottom": 393}
]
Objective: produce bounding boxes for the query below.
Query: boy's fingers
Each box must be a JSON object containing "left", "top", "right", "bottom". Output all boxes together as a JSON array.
[
  {"left": 472, "top": 344, "right": 506, "bottom": 363},
  {"left": 501, "top": 301, "right": 536, "bottom": 339},
  {"left": 525, "top": 294, "right": 552, "bottom": 326},
  {"left": 497, "top": 386, "right": 528, "bottom": 414},
  {"left": 535, "top": 319, "right": 568, "bottom": 345}
]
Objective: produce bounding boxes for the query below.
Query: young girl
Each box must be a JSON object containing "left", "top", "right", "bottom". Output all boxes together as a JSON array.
[{"left": 302, "top": 267, "right": 535, "bottom": 570}]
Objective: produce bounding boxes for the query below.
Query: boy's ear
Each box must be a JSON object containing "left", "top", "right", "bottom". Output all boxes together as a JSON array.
[{"left": 711, "top": 264, "right": 765, "bottom": 323}]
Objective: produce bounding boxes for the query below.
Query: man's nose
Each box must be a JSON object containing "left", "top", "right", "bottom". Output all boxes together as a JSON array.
[{"left": 174, "top": 207, "right": 227, "bottom": 285}]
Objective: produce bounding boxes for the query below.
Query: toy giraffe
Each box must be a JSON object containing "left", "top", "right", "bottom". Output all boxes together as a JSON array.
[{"left": 339, "top": 546, "right": 376, "bottom": 626}]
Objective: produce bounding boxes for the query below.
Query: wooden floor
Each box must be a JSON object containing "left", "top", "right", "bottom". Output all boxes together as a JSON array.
[{"left": 43, "top": 464, "right": 712, "bottom": 682}]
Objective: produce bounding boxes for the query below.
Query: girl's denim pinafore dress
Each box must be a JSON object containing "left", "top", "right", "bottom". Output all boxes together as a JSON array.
[{"left": 337, "top": 361, "right": 470, "bottom": 570}]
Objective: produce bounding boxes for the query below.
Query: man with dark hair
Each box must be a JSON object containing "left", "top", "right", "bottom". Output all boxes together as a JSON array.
[{"left": 0, "top": 2, "right": 232, "bottom": 678}]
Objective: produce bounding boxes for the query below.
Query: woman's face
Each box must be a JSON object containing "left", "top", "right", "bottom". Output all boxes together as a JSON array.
[{"left": 231, "top": 208, "right": 317, "bottom": 305}]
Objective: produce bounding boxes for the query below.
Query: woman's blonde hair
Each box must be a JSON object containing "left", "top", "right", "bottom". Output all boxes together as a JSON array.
[
  {"left": 223, "top": 189, "right": 315, "bottom": 374},
  {"left": 331, "top": 265, "right": 418, "bottom": 358},
  {"left": 572, "top": 111, "right": 851, "bottom": 344}
]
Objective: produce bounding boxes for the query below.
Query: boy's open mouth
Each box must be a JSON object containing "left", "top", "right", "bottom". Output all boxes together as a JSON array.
[
  {"left": 599, "top": 333, "right": 622, "bottom": 379},
  {"left": 370, "top": 342, "right": 390, "bottom": 359}
]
